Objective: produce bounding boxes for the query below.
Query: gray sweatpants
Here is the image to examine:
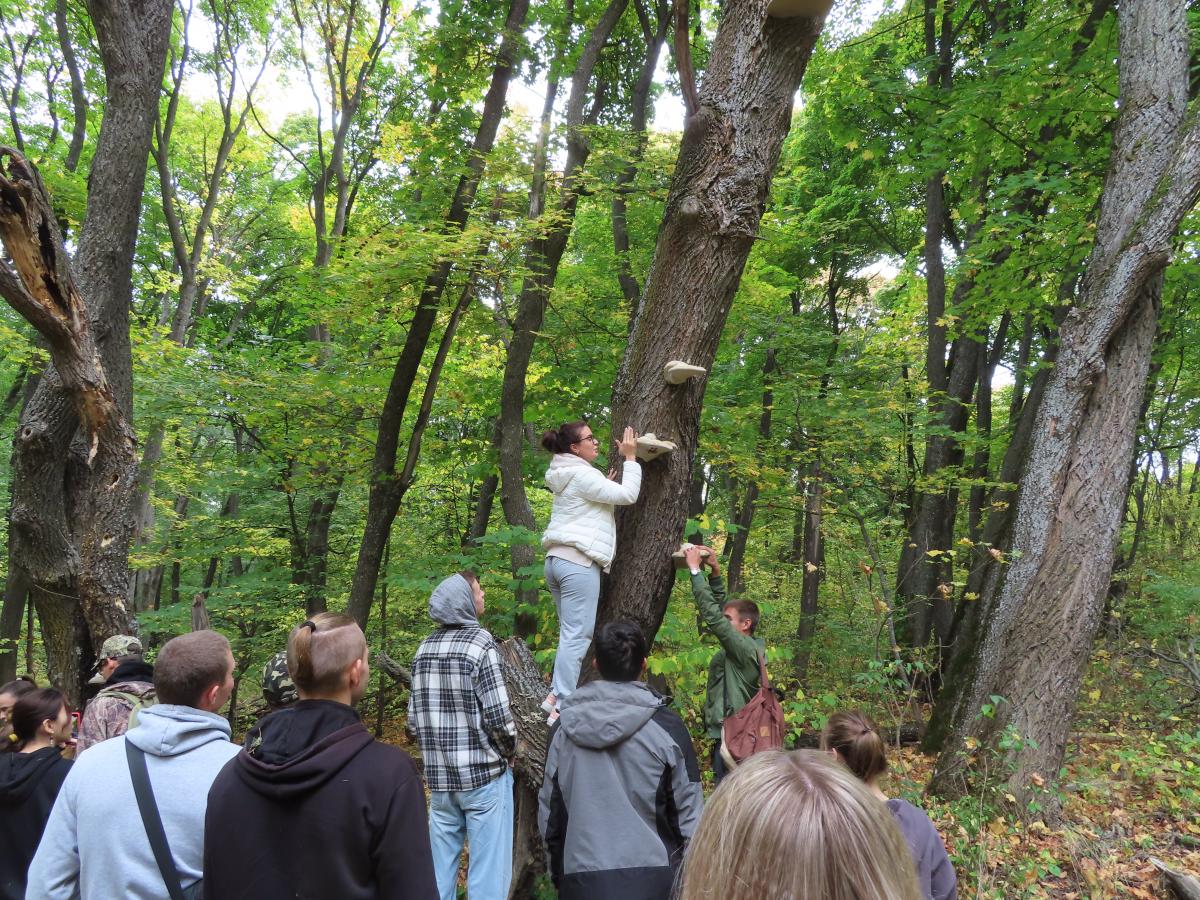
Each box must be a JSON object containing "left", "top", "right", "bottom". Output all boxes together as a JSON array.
[{"left": 545, "top": 555, "right": 601, "bottom": 701}]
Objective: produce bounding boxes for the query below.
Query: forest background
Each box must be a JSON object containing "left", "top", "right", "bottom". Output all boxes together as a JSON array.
[{"left": 1, "top": 0, "right": 1199, "bottom": 895}]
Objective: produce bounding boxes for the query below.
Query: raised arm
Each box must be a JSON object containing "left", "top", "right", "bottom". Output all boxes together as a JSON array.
[
  {"left": 573, "top": 459, "right": 642, "bottom": 506},
  {"left": 686, "top": 545, "right": 758, "bottom": 665}
]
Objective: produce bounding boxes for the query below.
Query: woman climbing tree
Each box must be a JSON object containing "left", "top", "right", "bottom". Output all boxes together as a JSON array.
[{"left": 539, "top": 422, "right": 641, "bottom": 721}]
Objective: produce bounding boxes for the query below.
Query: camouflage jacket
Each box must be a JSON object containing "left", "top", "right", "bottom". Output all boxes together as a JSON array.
[{"left": 77, "top": 679, "right": 156, "bottom": 753}]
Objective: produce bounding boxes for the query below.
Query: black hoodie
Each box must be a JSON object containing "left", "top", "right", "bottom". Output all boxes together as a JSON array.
[
  {"left": 203, "top": 699, "right": 437, "bottom": 900},
  {"left": 0, "top": 747, "right": 72, "bottom": 900}
]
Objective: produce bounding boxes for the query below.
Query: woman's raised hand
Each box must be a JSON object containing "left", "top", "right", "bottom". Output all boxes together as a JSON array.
[{"left": 617, "top": 426, "right": 638, "bottom": 461}]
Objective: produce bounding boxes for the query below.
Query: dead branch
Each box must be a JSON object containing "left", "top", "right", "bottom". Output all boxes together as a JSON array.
[{"left": 0, "top": 148, "right": 134, "bottom": 465}]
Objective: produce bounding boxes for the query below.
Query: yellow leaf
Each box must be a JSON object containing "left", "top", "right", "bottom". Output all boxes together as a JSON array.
[{"left": 1087, "top": 689, "right": 1101, "bottom": 702}]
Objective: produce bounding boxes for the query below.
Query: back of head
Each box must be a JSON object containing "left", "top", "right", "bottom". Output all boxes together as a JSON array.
[
  {"left": 6, "top": 688, "right": 65, "bottom": 752},
  {"left": 101, "top": 634, "right": 143, "bottom": 660},
  {"left": 540, "top": 420, "right": 588, "bottom": 454},
  {"left": 428, "top": 573, "right": 479, "bottom": 627},
  {"left": 821, "top": 709, "right": 888, "bottom": 783},
  {"left": 676, "top": 750, "right": 921, "bottom": 900},
  {"left": 261, "top": 651, "right": 299, "bottom": 710},
  {"left": 287, "top": 613, "right": 366, "bottom": 695},
  {"left": 155, "top": 630, "right": 232, "bottom": 706},
  {"left": 594, "top": 621, "right": 647, "bottom": 681},
  {"left": 0, "top": 679, "right": 36, "bottom": 704}
]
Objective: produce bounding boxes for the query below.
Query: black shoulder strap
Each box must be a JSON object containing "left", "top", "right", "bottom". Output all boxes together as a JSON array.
[{"left": 125, "top": 739, "right": 187, "bottom": 900}]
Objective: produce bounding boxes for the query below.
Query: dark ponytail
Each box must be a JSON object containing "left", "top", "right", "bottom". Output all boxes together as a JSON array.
[
  {"left": 820, "top": 710, "right": 888, "bottom": 783},
  {"left": 7, "top": 688, "right": 66, "bottom": 752},
  {"left": 540, "top": 421, "right": 590, "bottom": 454}
]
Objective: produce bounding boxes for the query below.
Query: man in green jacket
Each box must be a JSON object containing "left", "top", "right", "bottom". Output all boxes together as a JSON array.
[{"left": 682, "top": 544, "right": 765, "bottom": 783}]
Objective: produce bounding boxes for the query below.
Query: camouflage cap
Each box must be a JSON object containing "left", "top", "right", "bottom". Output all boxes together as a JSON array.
[
  {"left": 100, "top": 635, "right": 143, "bottom": 659},
  {"left": 261, "top": 651, "right": 298, "bottom": 709}
]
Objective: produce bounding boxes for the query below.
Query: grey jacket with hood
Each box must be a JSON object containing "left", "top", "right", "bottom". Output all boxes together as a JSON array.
[
  {"left": 27, "top": 704, "right": 239, "bottom": 900},
  {"left": 538, "top": 680, "right": 702, "bottom": 900}
]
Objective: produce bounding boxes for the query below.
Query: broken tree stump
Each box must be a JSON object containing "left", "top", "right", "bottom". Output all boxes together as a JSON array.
[{"left": 498, "top": 637, "right": 551, "bottom": 900}]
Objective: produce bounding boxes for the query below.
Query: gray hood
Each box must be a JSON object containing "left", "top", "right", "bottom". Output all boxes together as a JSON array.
[
  {"left": 429, "top": 573, "right": 478, "bottom": 626},
  {"left": 124, "top": 704, "right": 233, "bottom": 758},
  {"left": 544, "top": 453, "right": 590, "bottom": 494},
  {"left": 558, "top": 680, "right": 662, "bottom": 749}
]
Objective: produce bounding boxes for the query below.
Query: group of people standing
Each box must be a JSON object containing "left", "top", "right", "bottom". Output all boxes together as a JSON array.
[{"left": 0, "top": 417, "right": 956, "bottom": 900}]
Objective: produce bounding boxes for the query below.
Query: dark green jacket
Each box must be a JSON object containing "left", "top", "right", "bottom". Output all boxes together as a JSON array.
[{"left": 690, "top": 572, "right": 764, "bottom": 739}]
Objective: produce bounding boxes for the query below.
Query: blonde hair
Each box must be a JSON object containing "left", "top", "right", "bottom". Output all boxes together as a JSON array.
[
  {"left": 676, "top": 750, "right": 922, "bottom": 900},
  {"left": 287, "top": 613, "right": 367, "bottom": 695}
]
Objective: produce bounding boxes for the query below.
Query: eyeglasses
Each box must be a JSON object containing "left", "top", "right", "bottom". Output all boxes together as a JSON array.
[{"left": 575, "top": 434, "right": 600, "bottom": 445}]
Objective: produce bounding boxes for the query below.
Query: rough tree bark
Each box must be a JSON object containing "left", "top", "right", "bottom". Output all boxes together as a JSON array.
[
  {"left": 0, "top": 0, "right": 172, "bottom": 704},
  {"left": 927, "top": 0, "right": 1200, "bottom": 809},
  {"left": 497, "top": 638, "right": 552, "bottom": 900},
  {"left": 346, "top": 0, "right": 530, "bottom": 626},
  {"left": 593, "top": 0, "right": 825, "bottom": 644}
]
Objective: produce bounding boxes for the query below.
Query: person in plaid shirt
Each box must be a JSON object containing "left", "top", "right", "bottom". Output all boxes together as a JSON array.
[{"left": 409, "top": 571, "right": 517, "bottom": 900}]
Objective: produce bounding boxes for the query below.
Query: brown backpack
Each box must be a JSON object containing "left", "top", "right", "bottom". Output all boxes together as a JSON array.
[{"left": 719, "top": 652, "right": 784, "bottom": 769}]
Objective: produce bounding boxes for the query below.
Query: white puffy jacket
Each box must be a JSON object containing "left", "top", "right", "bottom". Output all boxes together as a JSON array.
[{"left": 541, "top": 454, "right": 642, "bottom": 571}]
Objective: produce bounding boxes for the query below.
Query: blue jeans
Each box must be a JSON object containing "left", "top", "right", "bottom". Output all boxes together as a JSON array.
[
  {"left": 545, "top": 556, "right": 601, "bottom": 700},
  {"left": 429, "top": 768, "right": 513, "bottom": 900}
]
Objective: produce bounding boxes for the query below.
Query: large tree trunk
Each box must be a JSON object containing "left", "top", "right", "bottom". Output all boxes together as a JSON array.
[
  {"left": 0, "top": 0, "right": 173, "bottom": 704},
  {"left": 927, "top": 0, "right": 1200, "bottom": 810},
  {"left": 593, "top": 2, "right": 825, "bottom": 644},
  {"left": 346, "top": 0, "right": 530, "bottom": 626}
]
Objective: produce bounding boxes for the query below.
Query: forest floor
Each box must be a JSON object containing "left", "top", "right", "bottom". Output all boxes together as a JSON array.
[
  {"left": 895, "top": 736, "right": 1200, "bottom": 898},
  {"left": 892, "top": 638, "right": 1200, "bottom": 899},
  {"left": 367, "top": 626, "right": 1200, "bottom": 898}
]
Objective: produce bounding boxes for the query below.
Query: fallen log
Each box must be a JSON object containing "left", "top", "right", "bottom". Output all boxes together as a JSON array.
[
  {"left": 1150, "top": 857, "right": 1200, "bottom": 900},
  {"left": 374, "top": 650, "right": 412, "bottom": 687}
]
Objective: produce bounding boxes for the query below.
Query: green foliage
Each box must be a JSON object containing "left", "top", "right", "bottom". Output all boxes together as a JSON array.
[{"left": 1, "top": 0, "right": 1199, "bottom": 890}]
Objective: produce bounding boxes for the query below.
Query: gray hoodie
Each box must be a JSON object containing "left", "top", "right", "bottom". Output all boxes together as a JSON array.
[
  {"left": 428, "top": 573, "right": 478, "bottom": 626},
  {"left": 539, "top": 680, "right": 702, "bottom": 900},
  {"left": 27, "top": 704, "right": 240, "bottom": 900}
]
